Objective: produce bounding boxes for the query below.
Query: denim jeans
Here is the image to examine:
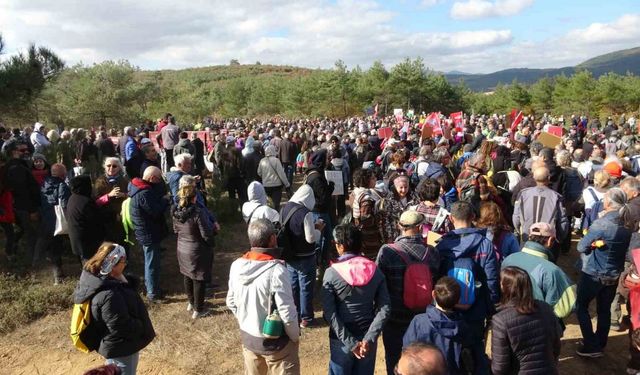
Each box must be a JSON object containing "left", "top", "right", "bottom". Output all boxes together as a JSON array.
[
  {"left": 142, "top": 243, "right": 162, "bottom": 299},
  {"left": 382, "top": 322, "right": 409, "bottom": 375},
  {"left": 576, "top": 272, "right": 618, "bottom": 351},
  {"left": 329, "top": 338, "right": 376, "bottom": 375},
  {"left": 286, "top": 255, "right": 316, "bottom": 322},
  {"left": 283, "top": 163, "right": 294, "bottom": 186},
  {"left": 466, "top": 320, "right": 489, "bottom": 375},
  {"left": 312, "top": 212, "right": 333, "bottom": 269},
  {"left": 106, "top": 352, "right": 139, "bottom": 375}
]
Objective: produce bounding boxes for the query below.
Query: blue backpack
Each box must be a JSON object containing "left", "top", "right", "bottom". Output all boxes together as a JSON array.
[{"left": 442, "top": 256, "right": 482, "bottom": 310}]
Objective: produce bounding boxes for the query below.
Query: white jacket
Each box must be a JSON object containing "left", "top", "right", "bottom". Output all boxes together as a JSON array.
[
  {"left": 257, "top": 146, "right": 290, "bottom": 188},
  {"left": 227, "top": 254, "right": 299, "bottom": 353},
  {"left": 242, "top": 181, "right": 280, "bottom": 224}
]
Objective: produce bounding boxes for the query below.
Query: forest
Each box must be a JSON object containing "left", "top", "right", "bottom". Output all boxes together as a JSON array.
[{"left": 2, "top": 34, "right": 639, "bottom": 129}]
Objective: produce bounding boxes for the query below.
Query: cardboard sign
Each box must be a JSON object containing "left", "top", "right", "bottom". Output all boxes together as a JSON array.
[
  {"left": 325, "top": 171, "right": 344, "bottom": 195},
  {"left": 537, "top": 132, "right": 562, "bottom": 149},
  {"left": 378, "top": 127, "right": 393, "bottom": 139},
  {"left": 547, "top": 126, "right": 563, "bottom": 137},
  {"left": 426, "top": 231, "right": 442, "bottom": 247},
  {"left": 421, "top": 125, "right": 433, "bottom": 140}
]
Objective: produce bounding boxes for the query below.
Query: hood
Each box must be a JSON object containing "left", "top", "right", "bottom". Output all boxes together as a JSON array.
[
  {"left": 34, "top": 122, "right": 45, "bottom": 133},
  {"left": 265, "top": 145, "right": 277, "bottom": 157},
  {"left": 290, "top": 184, "right": 315, "bottom": 210},
  {"left": 425, "top": 305, "right": 464, "bottom": 340},
  {"left": 128, "top": 177, "right": 152, "bottom": 197},
  {"left": 331, "top": 256, "right": 377, "bottom": 286},
  {"left": 330, "top": 158, "right": 344, "bottom": 168},
  {"left": 438, "top": 227, "right": 488, "bottom": 258},
  {"left": 172, "top": 204, "right": 197, "bottom": 223},
  {"left": 234, "top": 257, "right": 280, "bottom": 286},
  {"left": 244, "top": 136, "right": 255, "bottom": 152},
  {"left": 309, "top": 149, "right": 327, "bottom": 170},
  {"left": 247, "top": 181, "right": 267, "bottom": 205},
  {"left": 73, "top": 270, "right": 116, "bottom": 303}
]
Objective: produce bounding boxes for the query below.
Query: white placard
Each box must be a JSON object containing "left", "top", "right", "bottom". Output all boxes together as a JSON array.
[{"left": 325, "top": 170, "right": 344, "bottom": 195}]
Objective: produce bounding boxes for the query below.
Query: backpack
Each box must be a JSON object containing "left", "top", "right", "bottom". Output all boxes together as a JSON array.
[
  {"left": 121, "top": 197, "right": 134, "bottom": 245},
  {"left": 277, "top": 204, "right": 304, "bottom": 260},
  {"left": 70, "top": 300, "right": 100, "bottom": 353},
  {"left": 457, "top": 172, "right": 481, "bottom": 204},
  {"left": 389, "top": 243, "right": 433, "bottom": 311},
  {"left": 442, "top": 256, "right": 483, "bottom": 310}
]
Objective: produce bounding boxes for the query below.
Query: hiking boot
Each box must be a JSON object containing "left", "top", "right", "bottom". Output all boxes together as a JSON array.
[
  {"left": 576, "top": 346, "right": 604, "bottom": 358},
  {"left": 192, "top": 310, "right": 211, "bottom": 319}
]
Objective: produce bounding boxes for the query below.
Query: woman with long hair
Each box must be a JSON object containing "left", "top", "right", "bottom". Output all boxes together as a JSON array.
[
  {"left": 74, "top": 242, "right": 155, "bottom": 374},
  {"left": 491, "top": 266, "right": 561, "bottom": 374},
  {"left": 172, "top": 181, "right": 215, "bottom": 319},
  {"left": 476, "top": 201, "right": 520, "bottom": 261}
]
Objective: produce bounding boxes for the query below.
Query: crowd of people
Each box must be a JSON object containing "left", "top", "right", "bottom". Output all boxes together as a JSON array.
[{"left": 2, "top": 110, "right": 640, "bottom": 375}]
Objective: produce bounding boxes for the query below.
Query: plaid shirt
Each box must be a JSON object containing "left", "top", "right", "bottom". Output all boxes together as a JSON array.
[{"left": 413, "top": 202, "right": 454, "bottom": 235}]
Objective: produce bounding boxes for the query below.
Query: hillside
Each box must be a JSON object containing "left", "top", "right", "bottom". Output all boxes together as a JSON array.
[{"left": 445, "top": 46, "right": 640, "bottom": 91}]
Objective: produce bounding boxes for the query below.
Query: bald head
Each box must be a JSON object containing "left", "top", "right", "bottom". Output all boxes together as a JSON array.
[
  {"left": 533, "top": 165, "right": 550, "bottom": 184},
  {"left": 397, "top": 343, "right": 447, "bottom": 375},
  {"left": 142, "top": 166, "right": 162, "bottom": 182},
  {"left": 50, "top": 163, "right": 67, "bottom": 178}
]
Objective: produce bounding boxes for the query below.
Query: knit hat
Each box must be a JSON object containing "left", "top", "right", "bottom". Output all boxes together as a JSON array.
[
  {"left": 309, "top": 150, "right": 327, "bottom": 169},
  {"left": 603, "top": 162, "right": 622, "bottom": 178},
  {"left": 399, "top": 211, "right": 424, "bottom": 227},
  {"left": 32, "top": 153, "right": 47, "bottom": 162}
]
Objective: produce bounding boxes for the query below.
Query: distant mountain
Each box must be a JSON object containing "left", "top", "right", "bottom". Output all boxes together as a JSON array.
[
  {"left": 446, "top": 70, "right": 471, "bottom": 75},
  {"left": 445, "top": 46, "right": 640, "bottom": 92}
]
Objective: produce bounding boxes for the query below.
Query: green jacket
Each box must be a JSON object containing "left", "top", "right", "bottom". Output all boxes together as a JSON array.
[{"left": 502, "top": 241, "right": 576, "bottom": 319}]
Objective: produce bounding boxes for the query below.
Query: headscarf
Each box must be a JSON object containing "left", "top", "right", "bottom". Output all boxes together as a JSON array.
[{"left": 99, "top": 244, "right": 127, "bottom": 276}]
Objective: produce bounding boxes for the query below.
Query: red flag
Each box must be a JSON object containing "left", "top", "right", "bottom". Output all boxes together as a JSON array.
[
  {"left": 510, "top": 111, "right": 523, "bottom": 134},
  {"left": 450, "top": 111, "right": 463, "bottom": 131},
  {"left": 509, "top": 108, "right": 517, "bottom": 123},
  {"left": 426, "top": 112, "right": 442, "bottom": 135}
]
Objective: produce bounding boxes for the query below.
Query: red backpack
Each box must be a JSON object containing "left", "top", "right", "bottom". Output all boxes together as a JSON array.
[{"left": 390, "top": 243, "right": 433, "bottom": 311}]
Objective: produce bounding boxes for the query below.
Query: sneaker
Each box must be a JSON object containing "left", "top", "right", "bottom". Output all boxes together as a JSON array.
[
  {"left": 576, "top": 346, "right": 604, "bottom": 358},
  {"left": 187, "top": 303, "right": 193, "bottom": 312},
  {"left": 299, "top": 320, "right": 313, "bottom": 329},
  {"left": 626, "top": 368, "right": 640, "bottom": 374},
  {"left": 147, "top": 296, "right": 164, "bottom": 304},
  {"left": 192, "top": 310, "right": 211, "bottom": 319}
]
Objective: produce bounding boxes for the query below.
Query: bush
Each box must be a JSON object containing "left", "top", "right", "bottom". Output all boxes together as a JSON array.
[{"left": 0, "top": 273, "right": 74, "bottom": 334}]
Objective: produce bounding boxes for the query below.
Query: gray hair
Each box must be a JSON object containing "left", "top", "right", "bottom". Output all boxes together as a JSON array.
[
  {"left": 247, "top": 218, "right": 276, "bottom": 248},
  {"left": 174, "top": 153, "right": 193, "bottom": 168},
  {"left": 432, "top": 148, "right": 449, "bottom": 164},
  {"left": 103, "top": 157, "right": 122, "bottom": 171},
  {"left": 555, "top": 150, "right": 571, "bottom": 167},
  {"left": 621, "top": 177, "right": 640, "bottom": 195},
  {"left": 178, "top": 174, "right": 196, "bottom": 189},
  {"left": 605, "top": 187, "right": 627, "bottom": 212}
]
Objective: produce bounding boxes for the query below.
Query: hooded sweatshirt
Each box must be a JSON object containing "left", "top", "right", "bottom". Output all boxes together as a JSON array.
[
  {"left": 281, "top": 184, "right": 321, "bottom": 251},
  {"left": 30, "top": 122, "right": 51, "bottom": 154},
  {"left": 403, "top": 305, "right": 469, "bottom": 375},
  {"left": 257, "top": 146, "right": 290, "bottom": 188},
  {"left": 242, "top": 181, "right": 280, "bottom": 224},
  {"left": 321, "top": 254, "right": 391, "bottom": 350},
  {"left": 226, "top": 249, "right": 300, "bottom": 355},
  {"left": 436, "top": 227, "right": 499, "bottom": 321}
]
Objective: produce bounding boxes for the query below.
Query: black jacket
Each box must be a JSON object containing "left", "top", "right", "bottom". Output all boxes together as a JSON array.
[
  {"left": 491, "top": 301, "right": 561, "bottom": 375},
  {"left": 74, "top": 271, "right": 155, "bottom": 359},
  {"left": 5, "top": 158, "right": 41, "bottom": 213},
  {"left": 305, "top": 169, "right": 334, "bottom": 213},
  {"left": 67, "top": 193, "right": 105, "bottom": 260}
]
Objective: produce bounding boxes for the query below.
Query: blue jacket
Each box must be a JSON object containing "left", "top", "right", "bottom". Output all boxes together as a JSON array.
[
  {"left": 128, "top": 178, "right": 169, "bottom": 246},
  {"left": 403, "top": 305, "right": 469, "bottom": 375},
  {"left": 578, "top": 211, "right": 631, "bottom": 278},
  {"left": 436, "top": 227, "right": 499, "bottom": 321},
  {"left": 425, "top": 162, "right": 446, "bottom": 180}
]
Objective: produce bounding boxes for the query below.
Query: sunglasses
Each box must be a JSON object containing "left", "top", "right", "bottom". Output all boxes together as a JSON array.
[{"left": 106, "top": 164, "right": 119, "bottom": 168}]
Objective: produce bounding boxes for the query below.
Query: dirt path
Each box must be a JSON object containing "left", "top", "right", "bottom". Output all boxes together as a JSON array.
[{"left": 0, "top": 225, "right": 633, "bottom": 374}]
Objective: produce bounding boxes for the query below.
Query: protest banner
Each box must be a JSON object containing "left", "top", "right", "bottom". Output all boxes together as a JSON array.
[
  {"left": 547, "top": 126, "right": 563, "bottom": 137},
  {"left": 537, "top": 132, "right": 562, "bottom": 149},
  {"left": 325, "top": 170, "right": 344, "bottom": 195},
  {"left": 377, "top": 127, "right": 393, "bottom": 139},
  {"left": 420, "top": 124, "right": 433, "bottom": 140}
]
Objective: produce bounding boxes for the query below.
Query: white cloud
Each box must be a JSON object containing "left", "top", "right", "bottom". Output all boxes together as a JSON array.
[
  {"left": 451, "top": 0, "right": 534, "bottom": 20},
  {"left": 421, "top": 0, "right": 445, "bottom": 7},
  {"left": 0, "top": 0, "right": 513, "bottom": 71}
]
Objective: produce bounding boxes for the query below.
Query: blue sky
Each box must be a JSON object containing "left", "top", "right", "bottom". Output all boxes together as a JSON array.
[{"left": 0, "top": 0, "right": 638, "bottom": 74}]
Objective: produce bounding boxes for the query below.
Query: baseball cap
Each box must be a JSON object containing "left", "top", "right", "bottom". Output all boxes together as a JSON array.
[{"left": 530, "top": 222, "right": 556, "bottom": 238}]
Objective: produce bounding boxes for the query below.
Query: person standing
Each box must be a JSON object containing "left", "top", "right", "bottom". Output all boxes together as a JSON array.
[
  {"left": 322, "top": 223, "right": 390, "bottom": 374},
  {"left": 4, "top": 139, "right": 41, "bottom": 261},
  {"left": 173, "top": 183, "right": 215, "bottom": 319},
  {"left": 376, "top": 211, "right": 436, "bottom": 375},
  {"left": 257, "top": 145, "right": 290, "bottom": 212},
  {"left": 576, "top": 188, "right": 633, "bottom": 357},
  {"left": 491, "top": 267, "right": 562, "bottom": 375},
  {"left": 128, "top": 166, "right": 170, "bottom": 302},
  {"left": 30, "top": 122, "right": 51, "bottom": 155},
  {"left": 280, "top": 184, "right": 324, "bottom": 328},
  {"left": 279, "top": 132, "right": 298, "bottom": 186},
  {"left": 74, "top": 243, "right": 155, "bottom": 375},
  {"left": 67, "top": 175, "right": 105, "bottom": 263},
  {"left": 227, "top": 219, "right": 300, "bottom": 375},
  {"left": 160, "top": 115, "right": 179, "bottom": 170},
  {"left": 94, "top": 158, "right": 129, "bottom": 246}
]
